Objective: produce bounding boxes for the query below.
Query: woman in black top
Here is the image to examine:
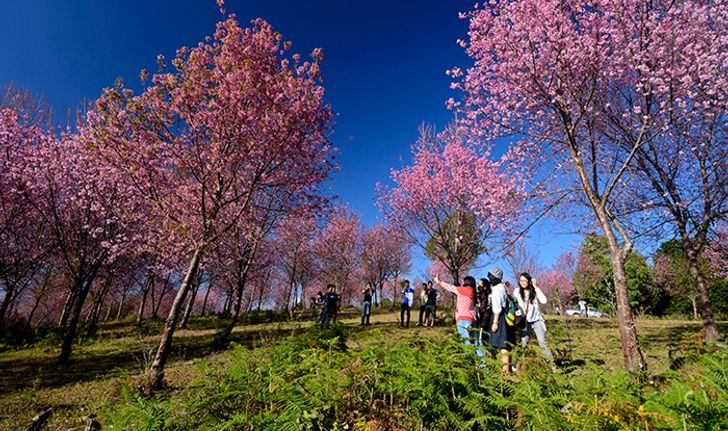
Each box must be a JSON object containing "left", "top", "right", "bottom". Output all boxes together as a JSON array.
[
  {"left": 424, "top": 284, "right": 438, "bottom": 327},
  {"left": 476, "top": 278, "right": 492, "bottom": 345},
  {"left": 361, "top": 282, "right": 374, "bottom": 325}
]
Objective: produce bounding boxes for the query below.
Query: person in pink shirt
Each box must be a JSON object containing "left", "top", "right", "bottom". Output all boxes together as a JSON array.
[{"left": 434, "top": 274, "right": 485, "bottom": 362}]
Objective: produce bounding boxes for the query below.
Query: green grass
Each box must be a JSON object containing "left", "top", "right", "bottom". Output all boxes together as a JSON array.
[{"left": 0, "top": 309, "right": 726, "bottom": 430}]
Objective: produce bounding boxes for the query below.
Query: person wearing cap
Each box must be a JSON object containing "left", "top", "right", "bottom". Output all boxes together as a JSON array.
[
  {"left": 488, "top": 267, "right": 516, "bottom": 372},
  {"left": 434, "top": 274, "right": 485, "bottom": 363}
]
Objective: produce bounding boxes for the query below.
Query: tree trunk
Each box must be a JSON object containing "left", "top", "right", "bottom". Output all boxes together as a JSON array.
[
  {"left": 390, "top": 274, "right": 400, "bottom": 311},
  {"left": 567, "top": 135, "right": 646, "bottom": 372},
  {"left": 88, "top": 277, "right": 113, "bottom": 335},
  {"left": 685, "top": 245, "right": 720, "bottom": 342},
  {"left": 136, "top": 273, "right": 153, "bottom": 325},
  {"left": 222, "top": 285, "right": 234, "bottom": 316},
  {"left": 103, "top": 303, "right": 112, "bottom": 322},
  {"left": 115, "top": 286, "right": 128, "bottom": 321},
  {"left": 152, "top": 273, "right": 172, "bottom": 319},
  {"left": 602, "top": 226, "right": 646, "bottom": 372},
  {"left": 285, "top": 279, "right": 295, "bottom": 316},
  {"left": 87, "top": 301, "right": 101, "bottom": 335},
  {"left": 200, "top": 284, "right": 212, "bottom": 316},
  {"left": 451, "top": 269, "right": 460, "bottom": 286},
  {"left": 27, "top": 293, "right": 43, "bottom": 326},
  {"left": 690, "top": 296, "right": 698, "bottom": 320},
  {"left": 147, "top": 247, "right": 203, "bottom": 392},
  {"left": 0, "top": 282, "right": 16, "bottom": 327},
  {"left": 450, "top": 269, "right": 460, "bottom": 313},
  {"left": 59, "top": 276, "right": 97, "bottom": 364},
  {"left": 179, "top": 277, "right": 200, "bottom": 329},
  {"left": 256, "top": 282, "right": 264, "bottom": 312},
  {"left": 244, "top": 291, "right": 254, "bottom": 314},
  {"left": 59, "top": 290, "right": 75, "bottom": 327},
  {"left": 84, "top": 293, "right": 96, "bottom": 321},
  {"left": 214, "top": 267, "right": 249, "bottom": 349}
]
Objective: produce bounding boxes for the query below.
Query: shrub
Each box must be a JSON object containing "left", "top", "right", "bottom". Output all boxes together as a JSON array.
[{"left": 104, "top": 325, "right": 728, "bottom": 430}]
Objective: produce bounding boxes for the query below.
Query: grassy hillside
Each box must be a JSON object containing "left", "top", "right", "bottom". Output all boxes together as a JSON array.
[{"left": 1, "top": 309, "right": 726, "bottom": 430}]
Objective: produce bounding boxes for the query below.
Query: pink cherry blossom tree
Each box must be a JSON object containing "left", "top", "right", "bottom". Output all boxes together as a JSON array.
[
  {"left": 655, "top": 238, "right": 727, "bottom": 321},
  {"left": 361, "top": 224, "right": 411, "bottom": 306},
  {"left": 273, "top": 210, "right": 319, "bottom": 314},
  {"left": 539, "top": 251, "right": 578, "bottom": 312},
  {"left": 18, "top": 127, "right": 143, "bottom": 364},
  {"left": 0, "top": 107, "right": 49, "bottom": 327},
  {"left": 89, "top": 15, "right": 334, "bottom": 390},
  {"left": 378, "top": 124, "right": 522, "bottom": 285},
  {"left": 449, "top": 0, "right": 723, "bottom": 370},
  {"left": 313, "top": 209, "right": 364, "bottom": 306},
  {"left": 624, "top": 88, "right": 726, "bottom": 339}
]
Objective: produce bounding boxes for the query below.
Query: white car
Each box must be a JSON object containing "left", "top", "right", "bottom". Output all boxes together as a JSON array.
[{"left": 565, "top": 307, "right": 604, "bottom": 318}]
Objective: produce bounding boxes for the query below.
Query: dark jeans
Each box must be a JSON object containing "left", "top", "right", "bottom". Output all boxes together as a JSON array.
[
  {"left": 425, "top": 304, "right": 436, "bottom": 323},
  {"left": 321, "top": 309, "right": 337, "bottom": 329},
  {"left": 418, "top": 304, "right": 426, "bottom": 325},
  {"left": 361, "top": 302, "right": 371, "bottom": 325},
  {"left": 400, "top": 303, "right": 411, "bottom": 326}
]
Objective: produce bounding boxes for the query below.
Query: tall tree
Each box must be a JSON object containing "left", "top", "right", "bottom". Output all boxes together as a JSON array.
[
  {"left": 21, "top": 128, "right": 141, "bottom": 364},
  {"left": 378, "top": 125, "right": 520, "bottom": 285},
  {"left": 450, "top": 0, "right": 720, "bottom": 370},
  {"left": 655, "top": 239, "right": 727, "bottom": 320},
  {"left": 274, "top": 211, "right": 318, "bottom": 314},
  {"left": 313, "top": 209, "right": 364, "bottom": 306},
  {"left": 0, "top": 107, "right": 48, "bottom": 327},
  {"left": 90, "top": 16, "right": 334, "bottom": 390},
  {"left": 505, "top": 241, "right": 541, "bottom": 281},
  {"left": 539, "top": 251, "right": 578, "bottom": 312},
  {"left": 361, "top": 224, "right": 411, "bottom": 306},
  {"left": 625, "top": 90, "right": 727, "bottom": 339}
]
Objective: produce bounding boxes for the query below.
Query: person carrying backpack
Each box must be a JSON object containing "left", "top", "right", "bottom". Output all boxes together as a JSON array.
[
  {"left": 434, "top": 274, "right": 485, "bottom": 363},
  {"left": 513, "top": 273, "right": 554, "bottom": 364},
  {"left": 321, "top": 284, "right": 339, "bottom": 329},
  {"left": 488, "top": 267, "right": 516, "bottom": 372}
]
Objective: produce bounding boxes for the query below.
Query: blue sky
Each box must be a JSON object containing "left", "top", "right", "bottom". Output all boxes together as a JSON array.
[{"left": 0, "top": 0, "right": 582, "bottom": 279}]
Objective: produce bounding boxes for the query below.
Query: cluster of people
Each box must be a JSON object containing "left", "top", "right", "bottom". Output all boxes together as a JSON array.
[
  {"left": 434, "top": 267, "right": 553, "bottom": 371},
  {"left": 315, "top": 266, "right": 554, "bottom": 372},
  {"left": 398, "top": 280, "right": 439, "bottom": 328},
  {"left": 314, "top": 285, "right": 340, "bottom": 329}
]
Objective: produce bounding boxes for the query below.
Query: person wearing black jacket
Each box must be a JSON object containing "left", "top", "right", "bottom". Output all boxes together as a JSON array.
[
  {"left": 361, "top": 283, "right": 374, "bottom": 326},
  {"left": 321, "top": 285, "right": 339, "bottom": 329},
  {"left": 424, "top": 283, "right": 439, "bottom": 327},
  {"left": 476, "top": 278, "right": 492, "bottom": 346}
]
